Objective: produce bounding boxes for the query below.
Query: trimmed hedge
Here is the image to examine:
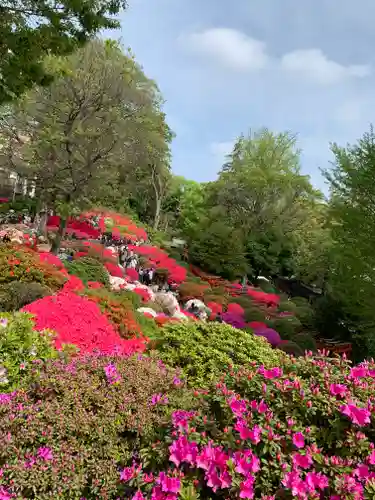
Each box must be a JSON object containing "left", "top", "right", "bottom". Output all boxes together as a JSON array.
[
  {"left": 0, "top": 281, "right": 52, "bottom": 311},
  {"left": 152, "top": 321, "right": 283, "bottom": 386},
  {"left": 66, "top": 257, "right": 110, "bottom": 287}
]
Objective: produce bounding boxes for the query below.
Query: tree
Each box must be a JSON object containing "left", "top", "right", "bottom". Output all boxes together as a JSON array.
[
  {"left": 323, "top": 127, "right": 375, "bottom": 358},
  {"left": 0, "top": 0, "right": 127, "bottom": 104},
  {"left": 188, "top": 219, "right": 249, "bottom": 281},
  {"left": 1, "top": 40, "right": 171, "bottom": 252},
  {"left": 204, "top": 128, "right": 322, "bottom": 280}
]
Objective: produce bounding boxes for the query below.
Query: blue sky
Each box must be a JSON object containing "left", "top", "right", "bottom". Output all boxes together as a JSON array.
[{"left": 112, "top": 0, "right": 375, "bottom": 192}]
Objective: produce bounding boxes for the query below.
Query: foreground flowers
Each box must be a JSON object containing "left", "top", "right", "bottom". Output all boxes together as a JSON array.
[{"left": 2, "top": 353, "right": 375, "bottom": 498}]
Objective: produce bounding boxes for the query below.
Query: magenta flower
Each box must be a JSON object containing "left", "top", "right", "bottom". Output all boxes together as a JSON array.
[
  {"left": 171, "top": 410, "right": 195, "bottom": 430},
  {"left": 292, "top": 452, "right": 313, "bottom": 469},
  {"left": 150, "top": 393, "right": 168, "bottom": 406},
  {"left": 282, "top": 471, "right": 307, "bottom": 497},
  {"left": 37, "top": 447, "right": 53, "bottom": 461},
  {"left": 234, "top": 450, "right": 260, "bottom": 475},
  {"left": 239, "top": 475, "right": 255, "bottom": 499},
  {"left": 132, "top": 492, "right": 145, "bottom": 500},
  {"left": 258, "top": 366, "right": 283, "bottom": 379},
  {"left": 120, "top": 466, "right": 136, "bottom": 482},
  {"left": 305, "top": 471, "right": 329, "bottom": 492},
  {"left": 329, "top": 383, "right": 348, "bottom": 398},
  {"left": 157, "top": 472, "right": 181, "bottom": 494},
  {"left": 350, "top": 366, "right": 368, "bottom": 378},
  {"left": 0, "top": 487, "right": 13, "bottom": 500},
  {"left": 258, "top": 400, "right": 268, "bottom": 413},
  {"left": 340, "top": 403, "right": 371, "bottom": 426},
  {"left": 229, "top": 397, "right": 248, "bottom": 417},
  {"left": 104, "top": 363, "right": 121, "bottom": 385},
  {"left": 292, "top": 432, "right": 305, "bottom": 449},
  {"left": 169, "top": 435, "right": 198, "bottom": 467}
]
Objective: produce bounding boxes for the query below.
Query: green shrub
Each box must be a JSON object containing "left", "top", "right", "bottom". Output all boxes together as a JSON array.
[
  {"left": 0, "top": 355, "right": 197, "bottom": 499},
  {"left": 243, "top": 304, "right": 266, "bottom": 322},
  {"left": 135, "top": 312, "right": 159, "bottom": 340},
  {"left": 0, "top": 244, "right": 66, "bottom": 290},
  {"left": 0, "top": 312, "right": 57, "bottom": 391},
  {"left": 66, "top": 257, "right": 110, "bottom": 286},
  {"left": 294, "top": 331, "right": 317, "bottom": 352},
  {"left": 277, "top": 340, "right": 304, "bottom": 357},
  {"left": 152, "top": 321, "right": 283, "bottom": 386},
  {"left": 0, "top": 281, "right": 52, "bottom": 311},
  {"left": 268, "top": 315, "right": 302, "bottom": 340}
]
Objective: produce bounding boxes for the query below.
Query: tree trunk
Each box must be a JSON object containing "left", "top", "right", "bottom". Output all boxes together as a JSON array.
[
  {"left": 153, "top": 197, "right": 161, "bottom": 230},
  {"left": 50, "top": 217, "right": 67, "bottom": 255}
]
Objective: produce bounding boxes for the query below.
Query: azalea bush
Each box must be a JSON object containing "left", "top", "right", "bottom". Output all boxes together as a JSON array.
[
  {"left": 83, "top": 288, "right": 145, "bottom": 340},
  {"left": 23, "top": 291, "right": 147, "bottom": 355},
  {"left": 0, "top": 244, "right": 66, "bottom": 290},
  {"left": 151, "top": 322, "right": 283, "bottom": 386},
  {"left": 0, "top": 312, "right": 56, "bottom": 391},
  {"left": 0, "top": 281, "right": 52, "bottom": 311},
  {"left": 0, "top": 355, "right": 197, "bottom": 499},
  {"left": 66, "top": 257, "right": 110, "bottom": 287},
  {"left": 89, "top": 355, "right": 375, "bottom": 499}
]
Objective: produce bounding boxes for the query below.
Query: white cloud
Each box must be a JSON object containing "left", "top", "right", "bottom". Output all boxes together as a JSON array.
[
  {"left": 182, "top": 28, "right": 269, "bottom": 71},
  {"left": 182, "top": 28, "right": 371, "bottom": 85},
  {"left": 210, "top": 140, "right": 235, "bottom": 158},
  {"left": 334, "top": 99, "right": 366, "bottom": 123},
  {"left": 280, "top": 49, "right": 371, "bottom": 85}
]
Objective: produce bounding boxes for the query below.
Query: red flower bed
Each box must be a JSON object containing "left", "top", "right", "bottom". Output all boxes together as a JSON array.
[
  {"left": 23, "top": 291, "right": 146, "bottom": 355},
  {"left": 133, "top": 287, "right": 151, "bottom": 302},
  {"left": 126, "top": 268, "right": 139, "bottom": 281},
  {"left": 38, "top": 252, "right": 65, "bottom": 270},
  {"left": 128, "top": 245, "right": 187, "bottom": 284},
  {"left": 104, "top": 262, "right": 124, "bottom": 278}
]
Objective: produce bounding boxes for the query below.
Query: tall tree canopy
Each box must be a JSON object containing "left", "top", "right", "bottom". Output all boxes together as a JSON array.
[
  {"left": 323, "top": 127, "right": 375, "bottom": 357},
  {"left": 0, "top": 39, "right": 172, "bottom": 250},
  {"left": 0, "top": 0, "right": 127, "bottom": 104},
  {"left": 186, "top": 129, "right": 324, "bottom": 281}
]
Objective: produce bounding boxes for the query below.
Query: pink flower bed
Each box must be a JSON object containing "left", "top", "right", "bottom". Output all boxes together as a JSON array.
[{"left": 22, "top": 291, "right": 146, "bottom": 356}]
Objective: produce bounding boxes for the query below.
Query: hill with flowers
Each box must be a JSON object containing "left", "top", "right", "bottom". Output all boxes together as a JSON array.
[{"left": 0, "top": 208, "right": 372, "bottom": 499}]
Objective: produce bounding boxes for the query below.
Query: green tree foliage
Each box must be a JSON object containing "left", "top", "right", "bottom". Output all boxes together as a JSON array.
[
  {"left": 323, "top": 127, "right": 375, "bottom": 358},
  {"left": 188, "top": 220, "right": 249, "bottom": 280},
  {"left": 0, "top": 0, "right": 127, "bottom": 104},
  {"left": 0, "top": 40, "right": 172, "bottom": 251},
  {"left": 184, "top": 129, "right": 324, "bottom": 281}
]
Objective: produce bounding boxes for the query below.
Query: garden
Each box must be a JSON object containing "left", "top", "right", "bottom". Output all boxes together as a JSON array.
[{"left": 0, "top": 210, "right": 374, "bottom": 499}]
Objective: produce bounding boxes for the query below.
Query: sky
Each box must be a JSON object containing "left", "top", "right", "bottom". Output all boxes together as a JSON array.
[{"left": 112, "top": 0, "right": 375, "bottom": 192}]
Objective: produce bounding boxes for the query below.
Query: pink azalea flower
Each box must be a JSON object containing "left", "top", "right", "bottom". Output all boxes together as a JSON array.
[
  {"left": 329, "top": 383, "right": 348, "bottom": 398},
  {"left": 340, "top": 404, "right": 371, "bottom": 426},
  {"left": 142, "top": 473, "right": 154, "bottom": 483},
  {"left": 305, "top": 471, "right": 329, "bottom": 492},
  {"left": 239, "top": 475, "right": 255, "bottom": 499},
  {"left": 157, "top": 472, "right": 181, "bottom": 494},
  {"left": 292, "top": 452, "right": 313, "bottom": 469},
  {"left": 229, "top": 397, "right": 248, "bottom": 417},
  {"left": 171, "top": 410, "right": 195, "bottom": 430},
  {"left": 292, "top": 432, "right": 305, "bottom": 449},
  {"left": 258, "top": 366, "right": 283, "bottom": 379},
  {"left": 132, "top": 492, "right": 145, "bottom": 500},
  {"left": 354, "top": 464, "right": 370, "bottom": 479},
  {"left": 258, "top": 400, "right": 268, "bottom": 413},
  {"left": 350, "top": 366, "right": 368, "bottom": 378},
  {"left": 169, "top": 435, "right": 198, "bottom": 467},
  {"left": 120, "top": 466, "right": 136, "bottom": 482},
  {"left": 368, "top": 450, "right": 375, "bottom": 465},
  {"left": 234, "top": 450, "right": 260, "bottom": 475},
  {"left": 282, "top": 471, "right": 307, "bottom": 497},
  {"left": 0, "top": 487, "right": 13, "bottom": 500},
  {"left": 37, "top": 447, "right": 53, "bottom": 461}
]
